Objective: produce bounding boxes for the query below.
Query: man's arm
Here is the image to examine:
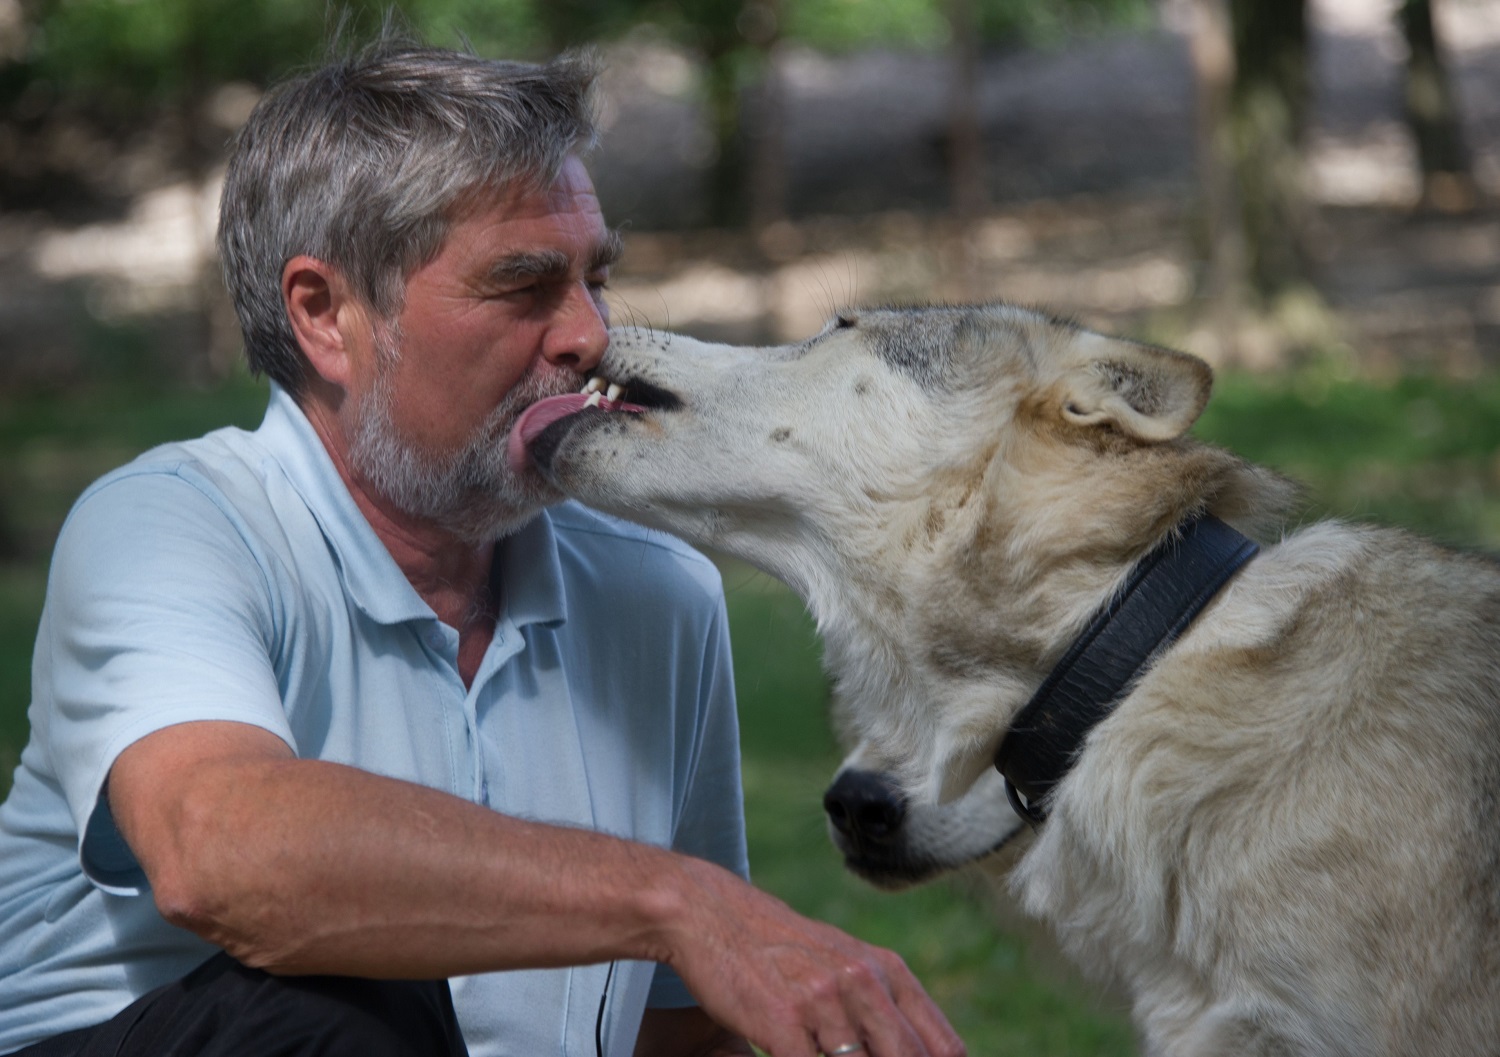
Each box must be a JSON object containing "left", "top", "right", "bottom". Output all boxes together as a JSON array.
[{"left": 110, "top": 720, "right": 964, "bottom": 1057}]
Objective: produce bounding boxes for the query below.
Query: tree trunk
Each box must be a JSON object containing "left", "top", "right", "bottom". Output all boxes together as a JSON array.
[
  {"left": 1187, "top": 0, "right": 1245, "bottom": 363},
  {"left": 1229, "top": 0, "right": 1311, "bottom": 298},
  {"left": 946, "top": 0, "right": 985, "bottom": 223},
  {"left": 702, "top": 47, "right": 748, "bottom": 228},
  {"left": 745, "top": 0, "right": 787, "bottom": 234},
  {"left": 179, "top": 0, "right": 236, "bottom": 380},
  {"left": 938, "top": 0, "right": 986, "bottom": 300},
  {"left": 1398, "top": 0, "right": 1478, "bottom": 212}
]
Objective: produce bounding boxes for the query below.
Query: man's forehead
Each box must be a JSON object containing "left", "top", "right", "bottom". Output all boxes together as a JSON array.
[
  {"left": 457, "top": 155, "right": 599, "bottom": 220},
  {"left": 446, "top": 169, "right": 620, "bottom": 275}
]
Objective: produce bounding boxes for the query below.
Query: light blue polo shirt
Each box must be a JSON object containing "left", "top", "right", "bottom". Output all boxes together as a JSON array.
[{"left": 0, "top": 384, "right": 747, "bottom": 1056}]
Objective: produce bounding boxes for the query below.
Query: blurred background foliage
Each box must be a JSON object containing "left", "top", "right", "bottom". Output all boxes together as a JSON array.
[
  {"left": 8, "top": 0, "right": 1142, "bottom": 87},
  {"left": 3, "top": 0, "right": 1157, "bottom": 224},
  {"left": 4, "top": 1, "right": 1500, "bottom": 1053},
  {"left": 4, "top": 0, "right": 1145, "bottom": 108}
]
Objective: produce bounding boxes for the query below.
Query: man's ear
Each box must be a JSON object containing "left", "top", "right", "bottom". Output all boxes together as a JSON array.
[
  {"left": 1056, "top": 333, "right": 1212, "bottom": 443},
  {"left": 283, "top": 255, "right": 359, "bottom": 389}
]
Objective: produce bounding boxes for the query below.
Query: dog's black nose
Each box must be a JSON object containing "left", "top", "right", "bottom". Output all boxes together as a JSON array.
[{"left": 823, "top": 770, "right": 907, "bottom": 846}]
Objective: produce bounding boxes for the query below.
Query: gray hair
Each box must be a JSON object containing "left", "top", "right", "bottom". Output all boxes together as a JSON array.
[{"left": 217, "top": 39, "right": 600, "bottom": 396}]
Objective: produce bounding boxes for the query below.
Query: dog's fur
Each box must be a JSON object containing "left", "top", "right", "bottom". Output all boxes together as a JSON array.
[{"left": 529, "top": 305, "right": 1500, "bottom": 1056}]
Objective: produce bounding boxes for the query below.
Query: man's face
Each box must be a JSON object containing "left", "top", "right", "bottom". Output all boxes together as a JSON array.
[{"left": 343, "top": 156, "right": 618, "bottom": 541}]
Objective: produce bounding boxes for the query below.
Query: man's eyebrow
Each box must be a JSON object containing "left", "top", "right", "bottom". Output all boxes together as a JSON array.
[
  {"left": 590, "top": 228, "right": 625, "bottom": 273},
  {"left": 487, "top": 249, "right": 571, "bottom": 285},
  {"left": 486, "top": 228, "right": 625, "bottom": 286}
]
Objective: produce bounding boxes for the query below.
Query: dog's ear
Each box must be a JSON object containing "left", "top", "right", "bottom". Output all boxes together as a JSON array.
[{"left": 1057, "top": 334, "right": 1212, "bottom": 443}]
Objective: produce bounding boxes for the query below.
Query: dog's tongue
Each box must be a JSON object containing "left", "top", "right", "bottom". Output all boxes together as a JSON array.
[{"left": 507, "top": 393, "right": 645, "bottom": 473}]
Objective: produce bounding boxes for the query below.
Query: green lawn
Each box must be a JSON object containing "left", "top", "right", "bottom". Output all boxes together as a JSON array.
[
  {"left": 3, "top": 363, "right": 1498, "bottom": 1054},
  {"left": 1199, "top": 369, "right": 1500, "bottom": 547}
]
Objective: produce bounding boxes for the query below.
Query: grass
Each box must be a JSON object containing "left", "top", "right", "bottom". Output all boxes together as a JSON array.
[
  {"left": 3, "top": 362, "right": 1499, "bottom": 1054},
  {"left": 1200, "top": 366, "right": 1500, "bottom": 548}
]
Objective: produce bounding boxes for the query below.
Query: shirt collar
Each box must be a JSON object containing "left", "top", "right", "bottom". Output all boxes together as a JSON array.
[
  {"left": 255, "top": 383, "right": 569, "bottom": 631},
  {"left": 494, "top": 510, "right": 569, "bottom": 630}
]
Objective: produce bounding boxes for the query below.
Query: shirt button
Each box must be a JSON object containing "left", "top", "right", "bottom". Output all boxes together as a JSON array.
[{"left": 427, "top": 630, "right": 446, "bottom": 650}]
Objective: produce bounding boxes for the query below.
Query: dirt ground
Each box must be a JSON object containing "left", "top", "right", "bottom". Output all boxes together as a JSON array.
[{"left": 2, "top": 0, "right": 1499, "bottom": 384}]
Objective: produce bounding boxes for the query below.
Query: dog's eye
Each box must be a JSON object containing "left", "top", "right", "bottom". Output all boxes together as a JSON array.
[{"left": 812, "top": 312, "right": 859, "bottom": 343}]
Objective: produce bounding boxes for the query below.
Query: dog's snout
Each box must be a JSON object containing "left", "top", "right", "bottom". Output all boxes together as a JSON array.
[{"left": 823, "top": 770, "right": 907, "bottom": 846}]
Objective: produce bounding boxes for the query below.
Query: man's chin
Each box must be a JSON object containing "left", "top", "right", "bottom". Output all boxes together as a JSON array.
[
  {"left": 441, "top": 478, "right": 563, "bottom": 545},
  {"left": 347, "top": 366, "right": 584, "bottom": 544}
]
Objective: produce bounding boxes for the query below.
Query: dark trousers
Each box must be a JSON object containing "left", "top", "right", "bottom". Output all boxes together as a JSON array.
[{"left": 9, "top": 953, "right": 469, "bottom": 1057}]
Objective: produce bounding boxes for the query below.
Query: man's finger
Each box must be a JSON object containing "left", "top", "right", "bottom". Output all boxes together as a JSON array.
[
  {"left": 828, "top": 958, "right": 930, "bottom": 1057},
  {"left": 876, "top": 952, "right": 966, "bottom": 1057}
]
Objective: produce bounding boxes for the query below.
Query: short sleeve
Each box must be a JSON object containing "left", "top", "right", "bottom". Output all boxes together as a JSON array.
[
  {"left": 647, "top": 594, "right": 749, "bottom": 1009},
  {"left": 36, "top": 469, "right": 295, "bottom": 894}
]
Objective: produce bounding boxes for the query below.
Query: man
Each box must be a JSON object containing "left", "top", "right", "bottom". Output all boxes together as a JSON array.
[{"left": 0, "top": 38, "right": 965, "bottom": 1057}]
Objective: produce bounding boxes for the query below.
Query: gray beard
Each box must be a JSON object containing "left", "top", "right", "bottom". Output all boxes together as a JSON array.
[{"left": 347, "top": 338, "right": 578, "bottom": 543}]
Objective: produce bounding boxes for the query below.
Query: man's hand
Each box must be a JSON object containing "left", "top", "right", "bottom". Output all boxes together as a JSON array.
[{"left": 656, "top": 857, "right": 965, "bottom": 1057}]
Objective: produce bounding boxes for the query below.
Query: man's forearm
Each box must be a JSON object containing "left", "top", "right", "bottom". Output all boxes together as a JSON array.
[{"left": 112, "top": 724, "right": 694, "bottom": 978}]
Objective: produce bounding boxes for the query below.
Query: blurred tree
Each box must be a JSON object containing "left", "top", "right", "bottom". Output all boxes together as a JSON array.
[
  {"left": 4, "top": 0, "right": 544, "bottom": 179},
  {"left": 941, "top": 0, "right": 1148, "bottom": 296},
  {"left": 1397, "top": 0, "right": 1478, "bottom": 212},
  {"left": 801, "top": 0, "right": 1151, "bottom": 224},
  {"left": 1186, "top": 0, "right": 1245, "bottom": 363},
  {"left": 1228, "top": 0, "right": 1312, "bottom": 300},
  {"left": 5, "top": 0, "right": 1150, "bottom": 231},
  {"left": 19, "top": 0, "right": 314, "bottom": 97},
  {"left": 534, "top": 0, "right": 756, "bottom": 226},
  {"left": 4, "top": 0, "right": 343, "bottom": 372},
  {"left": 743, "top": 0, "right": 787, "bottom": 232},
  {"left": 947, "top": 0, "right": 985, "bottom": 225},
  {"left": 1, "top": 0, "right": 544, "bottom": 374},
  {"left": 539, "top": 0, "right": 1149, "bottom": 229},
  {"left": 1184, "top": 0, "right": 1326, "bottom": 365},
  {"left": 537, "top": 0, "right": 784, "bottom": 227},
  {"left": 11, "top": 0, "right": 327, "bottom": 169},
  {"left": 1230, "top": 0, "right": 1314, "bottom": 301}
]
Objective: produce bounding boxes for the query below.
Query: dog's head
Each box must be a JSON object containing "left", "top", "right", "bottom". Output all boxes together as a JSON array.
[{"left": 518, "top": 304, "right": 1276, "bottom": 882}]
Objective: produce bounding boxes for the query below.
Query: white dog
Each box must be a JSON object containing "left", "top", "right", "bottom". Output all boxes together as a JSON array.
[{"left": 513, "top": 305, "right": 1500, "bottom": 1056}]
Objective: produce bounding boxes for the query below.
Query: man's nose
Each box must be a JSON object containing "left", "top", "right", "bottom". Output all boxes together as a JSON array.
[{"left": 541, "top": 281, "right": 609, "bottom": 375}]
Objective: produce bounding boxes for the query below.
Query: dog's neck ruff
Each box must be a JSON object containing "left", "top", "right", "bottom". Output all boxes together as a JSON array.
[{"left": 995, "top": 514, "right": 1259, "bottom": 826}]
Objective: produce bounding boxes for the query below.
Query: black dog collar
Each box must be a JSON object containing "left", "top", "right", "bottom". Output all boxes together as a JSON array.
[{"left": 995, "top": 514, "right": 1259, "bottom": 826}]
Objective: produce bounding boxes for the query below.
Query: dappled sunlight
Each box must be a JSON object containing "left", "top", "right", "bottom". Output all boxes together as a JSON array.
[{"left": 31, "top": 179, "right": 220, "bottom": 317}]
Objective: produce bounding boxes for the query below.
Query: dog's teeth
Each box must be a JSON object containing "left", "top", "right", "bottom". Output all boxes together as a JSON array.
[
  {"left": 582, "top": 377, "right": 606, "bottom": 395},
  {"left": 584, "top": 391, "right": 603, "bottom": 408},
  {"left": 606, "top": 383, "right": 623, "bottom": 402}
]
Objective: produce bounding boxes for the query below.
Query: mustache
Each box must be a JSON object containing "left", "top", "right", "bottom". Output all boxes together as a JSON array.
[{"left": 492, "top": 363, "right": 589, "bottom": 429}]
